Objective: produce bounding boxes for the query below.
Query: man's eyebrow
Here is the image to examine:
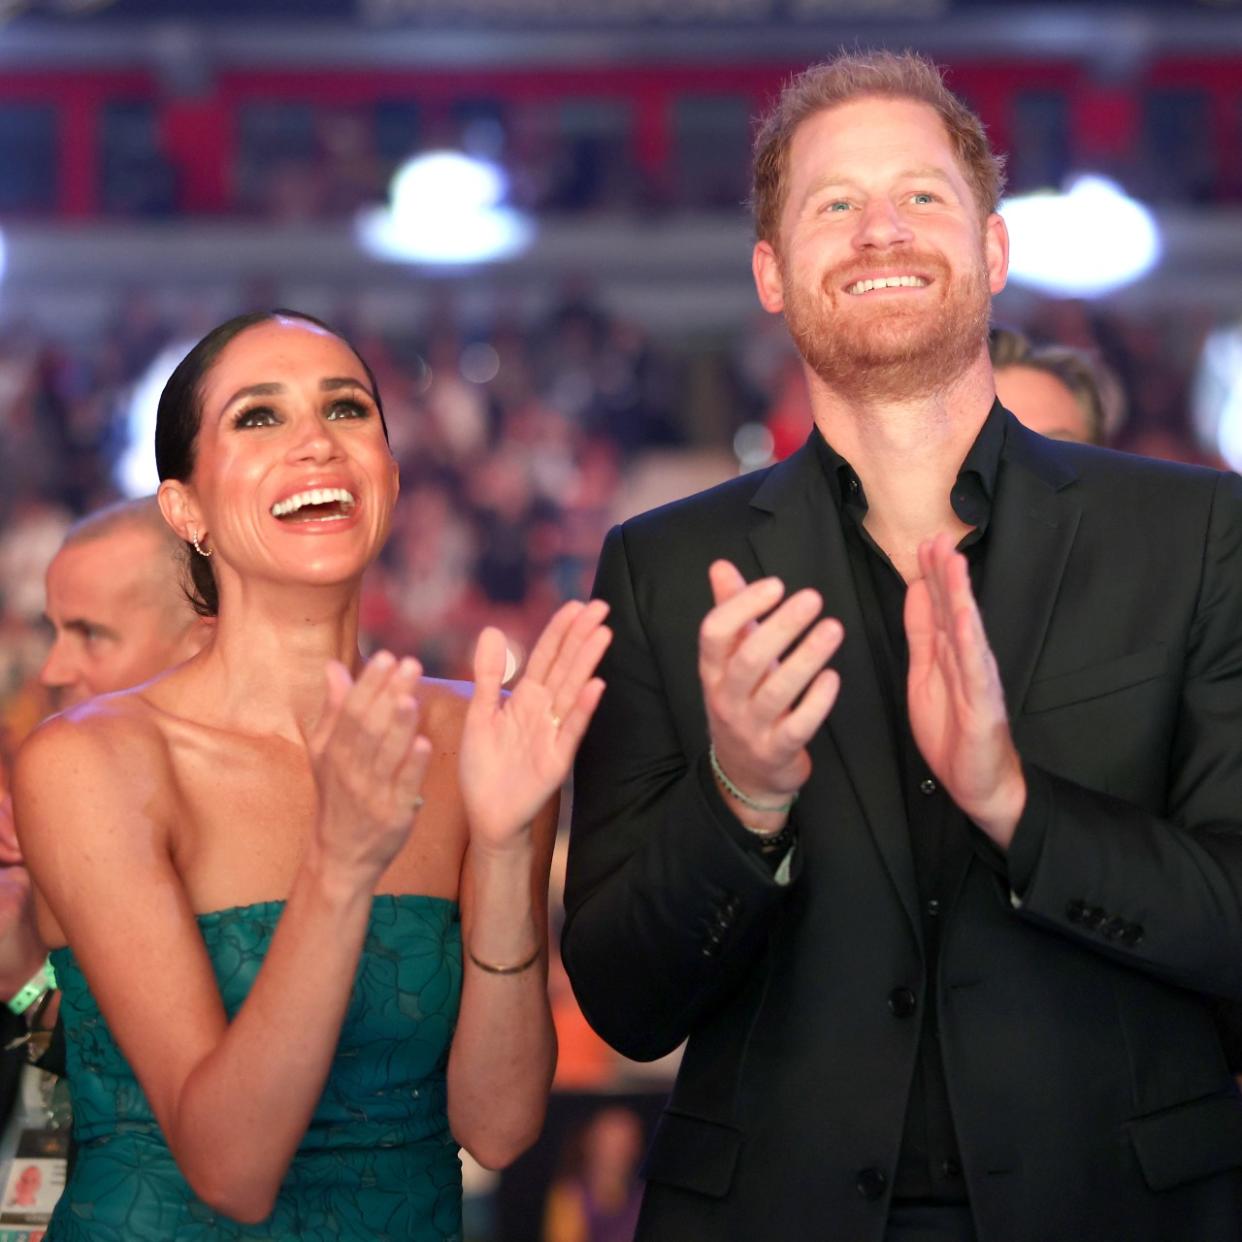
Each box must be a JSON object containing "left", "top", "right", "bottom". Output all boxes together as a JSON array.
[
  {"left": 800, "top": 165, "right": 959, "bottom": 204},
  {"left": 898, "top": 165, "right": 958, "bottom": 187},
  {"left": 63, "top": 618, "right": 120, "bottom": 640}
]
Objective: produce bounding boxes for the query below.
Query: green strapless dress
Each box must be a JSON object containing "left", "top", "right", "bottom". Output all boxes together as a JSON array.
[{"left": 47, "top": 894, "right": 463, "bottom": 1241}]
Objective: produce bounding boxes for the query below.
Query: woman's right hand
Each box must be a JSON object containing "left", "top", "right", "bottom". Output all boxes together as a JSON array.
[{"left": 305, "top": 652, "right": 432, "bottom": 884}]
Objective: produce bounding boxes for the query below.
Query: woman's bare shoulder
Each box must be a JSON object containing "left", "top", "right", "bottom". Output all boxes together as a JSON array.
[
  {"left": 14, "top": 690, "right": 171, "bottom": 824},
  {"left": 417, "top": 677, "right": 473, "bottom": 754}
]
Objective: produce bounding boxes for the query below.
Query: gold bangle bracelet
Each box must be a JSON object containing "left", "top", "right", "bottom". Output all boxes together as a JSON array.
[{"left": 466, "top": 944, "right": 541, "bottom": 975}]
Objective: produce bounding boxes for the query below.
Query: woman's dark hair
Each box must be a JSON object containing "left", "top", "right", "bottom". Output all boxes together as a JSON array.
[{"left": 155, "top": 308, "right": 388, "bottom": 617}]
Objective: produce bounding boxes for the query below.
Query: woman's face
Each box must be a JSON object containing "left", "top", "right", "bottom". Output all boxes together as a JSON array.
[{"left": 179, "top": 318, "right": 398, "bottom": 593}]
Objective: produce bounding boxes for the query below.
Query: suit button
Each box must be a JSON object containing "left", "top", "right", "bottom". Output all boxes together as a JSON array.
[
  {"left": 1103, "top": 916, "right": 1127, "bottom": 940},
  {"left": 926, "top": 898, "right": 941, "bottom": 918},
  {"left": 919, "top": 778, "right": 937, "bottom": 795},
  {"left": 1082, "top": 906, "right": 1106, "bottom": 930},
  {"left": 940, "top": 1158, "right": 961, "bottom": 1179},
  {"left": 856, "top": 1167, "right": 887, "bottom": 1200},
  {"left": 1120, "top": 922, "right": 1145, "bottom": 946},
  {"left": 723, "top": 895, "right": 743, "bottom": 917},
  {"left": 1065, "top": 900, "right": 1086, "bottom": 923},
  {"left": 888, "top": 987, "right": 916, "bottom": 1019}
]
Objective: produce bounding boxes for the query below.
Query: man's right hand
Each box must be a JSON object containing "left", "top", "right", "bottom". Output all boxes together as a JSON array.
[{"left": 699, "top": 561, "right": 843, "bottom": 830}]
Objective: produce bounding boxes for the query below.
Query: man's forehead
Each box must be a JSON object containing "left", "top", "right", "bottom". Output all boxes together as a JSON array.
[
  {"left": 788, "top": 97, "right": 961, "bottom": 181},
  {"left": 49, "top": 526, "right": 167, "bottom": 605}
]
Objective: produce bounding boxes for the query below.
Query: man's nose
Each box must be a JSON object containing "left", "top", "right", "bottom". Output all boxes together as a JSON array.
[
  {"left": 38, "top": 636, "right": 77, "bottom": 694},
  {"left": 852, "top": 199, "right": 914, "bottom": 250}
]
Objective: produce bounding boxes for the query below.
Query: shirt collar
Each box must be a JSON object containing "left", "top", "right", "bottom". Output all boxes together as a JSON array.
[{"left": 811, "top": 398, "right": 1008, "bottom": 532}]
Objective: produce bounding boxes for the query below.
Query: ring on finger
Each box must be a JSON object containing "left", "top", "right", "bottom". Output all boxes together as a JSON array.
[
  {"left": 548, "top": 710, "right": 562, "bottom": 730},
  {"left": 411, "top": 795, "right": 426, "bottom": 815}
]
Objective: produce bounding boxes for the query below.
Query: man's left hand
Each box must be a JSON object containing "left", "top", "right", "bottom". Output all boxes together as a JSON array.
[{"left": 905, "top": 533, "right": 1025, "bottom": 849}]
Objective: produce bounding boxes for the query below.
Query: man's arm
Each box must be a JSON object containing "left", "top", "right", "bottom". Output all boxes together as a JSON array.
[
  {"left": 907, "top": 473, "right": 1242, "bottom": 997},
  {"left": 562, "top": 524, "right": 839, "bottom": 1060}
]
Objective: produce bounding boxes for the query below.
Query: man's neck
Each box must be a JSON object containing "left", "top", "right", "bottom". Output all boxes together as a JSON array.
[{"left": 807, "top": 353, "right": 997, "bottom": 578}]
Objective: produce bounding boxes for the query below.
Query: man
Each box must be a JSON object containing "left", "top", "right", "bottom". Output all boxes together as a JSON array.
[
  {"left": 989, "top": 327, "right": 1122, "bottom": 445},
  {"left": 37, "top": 496, "right": 211, "bottom": 710},
  {"left": 562, "top": 51, "right": 1242, "bottom": 1242},
  {"left": 0, "top": 498, "right": 211, "bottom": 1073}
]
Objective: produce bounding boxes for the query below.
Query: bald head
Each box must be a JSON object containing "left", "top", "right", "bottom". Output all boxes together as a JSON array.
[{"left": 41, "top": 496, "right": 210, "bottom": 707}]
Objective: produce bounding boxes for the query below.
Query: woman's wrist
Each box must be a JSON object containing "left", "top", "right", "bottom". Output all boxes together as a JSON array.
[{"left": 297, "top": 846, "right": 380, "bottom": 913}]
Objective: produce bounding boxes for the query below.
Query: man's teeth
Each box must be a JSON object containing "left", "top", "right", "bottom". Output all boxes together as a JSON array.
[
  {"left": 270, "top": 487, "right": 357, "bottom": 518},
  {"left": 847, "top": 275, "right": 929, "bottom": 295}
]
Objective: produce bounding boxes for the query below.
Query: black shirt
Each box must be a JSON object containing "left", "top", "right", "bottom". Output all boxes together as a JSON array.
[{"left": 811, "top": 400, "right": 1007, "bottom": 1204}]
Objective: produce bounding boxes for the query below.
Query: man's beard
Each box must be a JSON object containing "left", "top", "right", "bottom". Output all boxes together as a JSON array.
[{"left": 781, "top": 246, "right": 992, "bottom": 403}]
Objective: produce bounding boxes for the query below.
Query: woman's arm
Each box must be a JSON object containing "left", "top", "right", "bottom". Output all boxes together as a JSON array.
[
  {"left": 448, "top": 601, "right": 610, "bottom": 1167},
  {"left": 448, "top": 796, "right": 558, "bottom": 1168},
  {"left": 15, "top": 654, "right": 430, "bottom": 1223}
]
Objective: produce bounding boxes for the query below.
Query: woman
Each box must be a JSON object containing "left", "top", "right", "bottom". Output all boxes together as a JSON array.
[{"left": 12, "top": 310, "right": 611, "bottom": 1240}]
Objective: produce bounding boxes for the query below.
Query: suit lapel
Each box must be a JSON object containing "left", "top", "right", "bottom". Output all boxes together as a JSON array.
[
  {"left": 748, "top": 442, "right": 923, "bottom": 945},
  {"left": 942, "top": 417, "right": 1081, "bottom": 913},
  {"left": 977, "top": 417, "right": 1082, "bottom": 718}
]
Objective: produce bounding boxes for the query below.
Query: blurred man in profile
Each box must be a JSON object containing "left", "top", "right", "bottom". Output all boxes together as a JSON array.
[
  {"left": 0, "top": 498, "right": 211, "bottom": 1090},
  {"left": 38, "top": 496, "right": 211, "bottom": 710},
  {"left": 989, "top": 327, "right": 1123, "bottom": 446}
]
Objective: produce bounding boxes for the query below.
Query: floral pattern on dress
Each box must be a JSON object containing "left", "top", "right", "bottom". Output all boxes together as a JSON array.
[{"left": 49, "top": 894, "right": 464, "bottom": 1241}]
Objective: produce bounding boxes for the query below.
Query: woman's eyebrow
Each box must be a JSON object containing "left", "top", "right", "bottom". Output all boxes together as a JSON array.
[
  {"left": 320, "top": 377, "right": 372, "bottom": 395},
  {"left": 219, "top": 381, "right": 285, "bottom": 418}
]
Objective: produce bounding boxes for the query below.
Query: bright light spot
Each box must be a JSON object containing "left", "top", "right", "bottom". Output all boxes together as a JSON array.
[
  {"left": 356, "top": 150, "right": 534, "bottom": 266},
  {"left": 460, "top": 343, "right": 500, "bottom": 385},
  {"left": 0, "top": 228, "right": 7, "bottom": 286},
  {"left": 1193, "top": 322, "right": 1242, "bottom": 470},
  {"left": 1001, "top": 175, "right": 1161, "bottom": 298},
  {"left": 115, "top": 340, "right": 195, "bottom": 498},
  {"left": 502, "top": 639, "right": 524, "bottom": 685},
  {"left": 733, "top": 422, "right": 774, "bottom": 471}
]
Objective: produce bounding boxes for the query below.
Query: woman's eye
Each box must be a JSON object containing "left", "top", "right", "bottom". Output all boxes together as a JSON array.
[
  {"left": 233, "top": 406, "right": 278, "bottom": 429},
  {"left": 326, "top": 400, "right": 369, "bottom": 421}
]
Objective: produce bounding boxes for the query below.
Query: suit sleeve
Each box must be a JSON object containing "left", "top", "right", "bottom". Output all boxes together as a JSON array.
[
  {"left": 561, "top": 523, "right": 797, "bottom": 1061},
  {"left": 1009, "top": 470, "right": 1242, "bottom": 997}
]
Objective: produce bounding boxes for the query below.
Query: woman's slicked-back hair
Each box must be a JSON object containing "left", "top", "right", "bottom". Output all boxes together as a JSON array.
[{"left": 154, "top": 308, "right": 388, "bottom": 617}]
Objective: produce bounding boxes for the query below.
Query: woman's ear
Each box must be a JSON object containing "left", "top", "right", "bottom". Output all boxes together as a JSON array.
[{"left": 157, "top": 479, "right": 201, "bottom": 545}]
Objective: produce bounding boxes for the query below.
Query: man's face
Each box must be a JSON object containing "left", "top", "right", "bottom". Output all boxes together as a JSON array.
[
  {"left": 994, "top": 365, "right": 1094, "bottom": 444},
  {"left": 752, "top": 96, "right": 1009, "bottom": 401},
  {"left": 40, "top": 526, "right": 193, "bottom": 708}
]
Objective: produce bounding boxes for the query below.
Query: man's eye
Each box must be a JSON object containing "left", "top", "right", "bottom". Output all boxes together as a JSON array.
[
  {"left": 326, "top": 400, "right": 369, "bottom": 421},
  {"left": 232, "top": 406, "right": 278, "bottom": 429},
  {"left": 911, "top": 192, "right": 936, "bottom": 205},
  {"left": 825, "top": 200, "right": 852, "bottom": 213}
]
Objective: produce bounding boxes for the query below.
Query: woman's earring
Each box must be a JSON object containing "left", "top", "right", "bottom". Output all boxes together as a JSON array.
[{"left": 191, "top": 530, "right": 212, "bottom": 558}]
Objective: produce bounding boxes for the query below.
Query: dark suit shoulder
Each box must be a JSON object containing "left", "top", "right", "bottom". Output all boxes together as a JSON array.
[
  {"left": 1006, "top": 422, "right": 1237, "bottom": 515},
  {"left": 619, "top": 464, "right": 776, "bottom": 547}
]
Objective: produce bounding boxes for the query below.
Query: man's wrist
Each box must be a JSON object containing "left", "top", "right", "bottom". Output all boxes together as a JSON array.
[
  {"left": 972, "top": 764, "right": 1027, "bottom": 851},
  {"left": 708, "top": 741, "right": 798, "bottom": 827}
]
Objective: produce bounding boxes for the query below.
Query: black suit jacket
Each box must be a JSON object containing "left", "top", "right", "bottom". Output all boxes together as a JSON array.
[{"left": 563, "top": 416, "right": 1242, "bottom": 1242}]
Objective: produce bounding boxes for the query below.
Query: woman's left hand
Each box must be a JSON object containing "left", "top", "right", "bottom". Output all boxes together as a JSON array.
[{"left": 460, "top": 599, "right": 611, "bottom": 852}]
